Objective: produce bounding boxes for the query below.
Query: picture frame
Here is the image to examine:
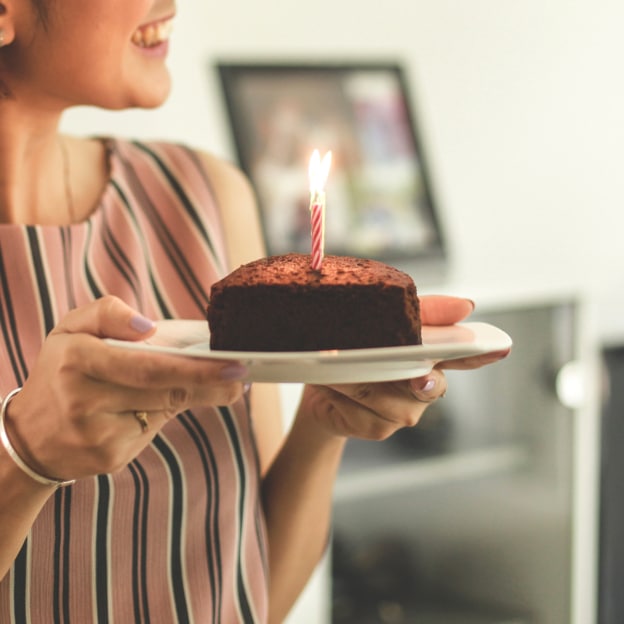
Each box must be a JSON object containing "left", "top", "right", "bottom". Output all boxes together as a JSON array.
[{"left": 216, "top": 61, "right": 446, "bottom": 266}]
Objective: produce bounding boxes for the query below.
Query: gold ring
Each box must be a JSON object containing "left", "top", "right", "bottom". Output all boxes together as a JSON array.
[{"left": 134, "top": 411, "right": 149, "bottom": 433}]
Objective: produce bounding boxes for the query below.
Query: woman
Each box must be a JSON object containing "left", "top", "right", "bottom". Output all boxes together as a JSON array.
[{"left": 0, "top": 1, "right": 509, "bottom": 622}]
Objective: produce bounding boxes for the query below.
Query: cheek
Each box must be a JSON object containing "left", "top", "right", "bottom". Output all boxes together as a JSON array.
[
  {"left": 49, "top": 44, "right": 127, "bottom": 103},
  {"left": 53, "top": 37, "right": 171, "bottom": 109}
]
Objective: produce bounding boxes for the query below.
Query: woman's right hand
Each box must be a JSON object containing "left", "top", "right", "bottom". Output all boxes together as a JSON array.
[{"left": 3, "top": 296, "right": 247, "bottom": 483}]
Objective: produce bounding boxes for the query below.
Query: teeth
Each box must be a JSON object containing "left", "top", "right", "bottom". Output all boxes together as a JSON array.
[{"left": 132, "top": 19, "right": 173, "bottom": 48}]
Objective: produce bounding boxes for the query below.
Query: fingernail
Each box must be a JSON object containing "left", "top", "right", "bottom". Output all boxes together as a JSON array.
[
  {"left": 130, "top": 314, "right": 156, "bottom": 333},
  {"left": 243, "top": 382, "right": 252, "bottom": 394},
  {"left": 491, "top": 348, "right": 511, "bottom": 360},
  {"left": 219, "top": 363, "right": 249, "bottom": 381},
  {"left": 423, "top": 378, "right": 436, "bottom": 392},
  {"left": 466, "top": 298, "right": 476, "bottom": 311},
  {"left": 411, "top": 376, "right": 436, "bottom": 394}
]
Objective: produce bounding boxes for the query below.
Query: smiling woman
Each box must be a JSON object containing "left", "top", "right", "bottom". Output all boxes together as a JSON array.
[{"left": 0, "top": 1, "right": 508, "bottom": 622}]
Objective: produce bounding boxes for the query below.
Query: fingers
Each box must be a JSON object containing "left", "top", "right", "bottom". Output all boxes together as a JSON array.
[
  {"left": 419, "top": 295, "right": 475, "bottom": 326},
  {"left": 408, "top": 369, "right": 448, "bottom": 403},
  {"left": 52, "top": 295, "right": 157, "bottom": 341},
  {"left": 418, "top": 297, "right": 512, "bottom": 368},
  {"left": 54, "top": 329, "right": 247, "bottom": 398},
  {"left": 49, "top": 295, "right": 248, "bottom": 406},
  {"left": 125, "top": 409, "right": 174, "bottom": 440},
  {"left": 436, "top": 348, "right": 511, "bottom": 370},
  {"left": 321, "top": 369, "right": 447, "bottom": 440},
  {"left": 43, "top": 290, "right": 248, "bottom": 409},
  {"left": 75, "top": 367, "right": 247, "bottom": 417}
]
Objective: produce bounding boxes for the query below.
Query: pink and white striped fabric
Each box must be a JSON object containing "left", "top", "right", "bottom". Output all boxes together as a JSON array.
[{"left": 0, "top": 139, "right": 269, "bottom": 623}]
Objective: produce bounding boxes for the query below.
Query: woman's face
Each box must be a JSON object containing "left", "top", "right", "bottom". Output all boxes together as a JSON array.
[{"left": 9, "top": 0, "right": 176, "bottom": 111}]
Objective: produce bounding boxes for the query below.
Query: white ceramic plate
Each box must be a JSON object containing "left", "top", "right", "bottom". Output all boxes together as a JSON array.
[{"left": 106, "top": 320, "right": 512, "bottom": 384}]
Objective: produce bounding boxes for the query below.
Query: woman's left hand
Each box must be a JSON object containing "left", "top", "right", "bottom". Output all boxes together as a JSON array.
[{"left": 298, "top": 295, "right": 510, "bottom": 441}]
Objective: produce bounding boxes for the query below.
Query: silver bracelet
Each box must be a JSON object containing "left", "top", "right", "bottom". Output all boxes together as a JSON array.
[{"left": 0, "top": 387, "right": 75, "bottom": 488}]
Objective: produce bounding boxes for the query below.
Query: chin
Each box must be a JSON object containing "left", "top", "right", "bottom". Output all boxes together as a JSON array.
[
  {"left": 135, "top": 73, "right": 172, "bottom": 108},
  {"left": 108, "top": 77, "right": 172, "bottom": 111},
  {"left": 135, "top": 88, "right": 172, "bottom": 109}
]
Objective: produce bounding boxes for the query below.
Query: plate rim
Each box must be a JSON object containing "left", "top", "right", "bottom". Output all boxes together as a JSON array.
[{"left": 106, "top": 319, "right": 512, "bottom": 364}]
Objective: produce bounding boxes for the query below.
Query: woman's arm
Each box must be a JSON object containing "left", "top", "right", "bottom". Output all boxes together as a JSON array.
[
  {"left": 261, "top": 404, "right": 346, "bottom": 622},
  {"left": 0, "top": 447, "right": 56, "bottom": 579}
]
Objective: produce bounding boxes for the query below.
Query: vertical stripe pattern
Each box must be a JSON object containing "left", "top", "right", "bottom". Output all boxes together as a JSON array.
[{"left": 0, "top": 140, "right": 268, "bottom": 623}]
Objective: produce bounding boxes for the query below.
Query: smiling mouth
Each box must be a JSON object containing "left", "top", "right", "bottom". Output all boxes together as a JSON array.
[{"left": 131, "top": 17, "right": 174, "bottom": 48}]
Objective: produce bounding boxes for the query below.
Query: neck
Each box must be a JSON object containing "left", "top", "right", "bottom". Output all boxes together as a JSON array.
[{"left": 0, "top": 106, "right": 72, "bottom": 225}]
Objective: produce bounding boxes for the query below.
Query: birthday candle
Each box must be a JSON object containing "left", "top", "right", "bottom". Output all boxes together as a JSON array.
[{"left": 308, "top": 150, "right": 332, "bottom": 271}]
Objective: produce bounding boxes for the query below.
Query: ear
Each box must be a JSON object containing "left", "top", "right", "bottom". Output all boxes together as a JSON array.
[{"left": 0, "top": 2, "right": 17, "bottom": 48}]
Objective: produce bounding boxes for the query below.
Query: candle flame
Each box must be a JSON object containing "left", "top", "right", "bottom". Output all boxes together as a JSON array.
[{"left": 308, "top": 150, "right": 332, "bottom": 193}]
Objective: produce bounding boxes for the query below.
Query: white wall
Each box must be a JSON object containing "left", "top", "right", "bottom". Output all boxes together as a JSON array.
[{"left": 63, "top": 0, "right": 624, "bottom": 343}]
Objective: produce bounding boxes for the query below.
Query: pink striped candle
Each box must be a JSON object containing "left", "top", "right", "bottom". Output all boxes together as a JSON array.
[{"left": 308, "top": 150, "right": 332, "bottom": 271}]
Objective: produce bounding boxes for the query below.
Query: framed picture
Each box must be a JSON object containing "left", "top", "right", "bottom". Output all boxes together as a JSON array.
[{"left": 216, "top": 61, "right": 446, "bottom": 265}]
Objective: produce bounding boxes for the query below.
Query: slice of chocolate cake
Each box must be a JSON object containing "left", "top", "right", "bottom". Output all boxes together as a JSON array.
[{"left": 207, "top": 253, "right": 422, "bottom": 352}]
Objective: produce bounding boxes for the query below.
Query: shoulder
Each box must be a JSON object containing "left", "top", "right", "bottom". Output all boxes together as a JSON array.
[
  {"left": 108, "top": 138, "right": 207, "bottom": 177},
  {"left": 193, "top": 150, "right": 256, "bottom": 206},
  {"left": 122, "top": 140, "right": 254, "bottom": 203},
  {"left": 188, "top": 149, "right": 266, "bottom": 269},
  {"left": 107, "top": 139, "right": 252, "bottom": 209},
  {"left": 108, "top": 138, "right": 266, "bottom": 267},
  {"left": 115, "top": 139, "right": 239, "bottom": 177}
]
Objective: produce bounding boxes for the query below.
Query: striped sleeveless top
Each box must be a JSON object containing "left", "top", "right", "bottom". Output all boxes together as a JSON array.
[{"left": 0, "top": 140, "right": 269, "bottom": 623}]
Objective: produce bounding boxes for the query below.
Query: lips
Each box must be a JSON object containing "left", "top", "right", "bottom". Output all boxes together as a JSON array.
[{"left": 131, "top": 17, "right": 174, "bottom": 48}]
